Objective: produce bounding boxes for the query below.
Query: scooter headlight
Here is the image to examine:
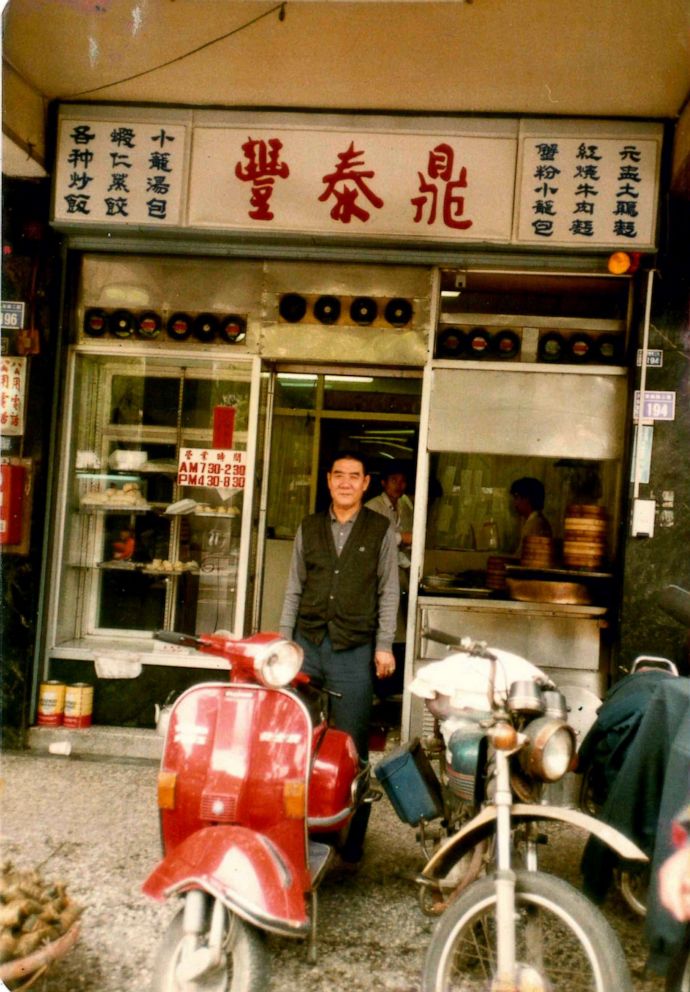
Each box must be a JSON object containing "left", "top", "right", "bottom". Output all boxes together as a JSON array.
[
  {"left": 253, "top": 638, "right": 304, "bottom": 688},
  {"left": 519, "top": 717, "right": 576, "bottom": 782}
]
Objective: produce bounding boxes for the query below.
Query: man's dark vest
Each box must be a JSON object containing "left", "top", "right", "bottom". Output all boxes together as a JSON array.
[{"left": 296, "top": 507, "right": 390, "bottom": 651}]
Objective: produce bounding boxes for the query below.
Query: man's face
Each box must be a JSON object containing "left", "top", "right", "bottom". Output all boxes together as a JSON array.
[
  {"left": 382, "top": 472, "right": 407, "bottom": 504},
  {"left": 327, "top": 458, "right": 370, "bottom": 514}
]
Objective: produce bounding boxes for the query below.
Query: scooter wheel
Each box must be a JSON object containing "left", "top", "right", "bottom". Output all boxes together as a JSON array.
[{"left": 151, "top": 905, "right": 268, "bottom": 992}]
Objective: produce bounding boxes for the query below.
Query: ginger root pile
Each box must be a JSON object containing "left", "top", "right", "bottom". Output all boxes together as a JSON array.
[{"left": 0, "top": 861, "right": 83, "bottom": 964}]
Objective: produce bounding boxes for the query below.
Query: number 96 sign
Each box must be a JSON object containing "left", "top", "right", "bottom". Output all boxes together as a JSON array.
[{"left": 634, "top": 390, "right": 676, "bottom": 421}]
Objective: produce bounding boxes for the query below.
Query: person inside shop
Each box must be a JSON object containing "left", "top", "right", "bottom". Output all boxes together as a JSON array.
[
  {"left": 279, "top": 450, "right": 399, "bottom": 864},
  {"left": 510, "top": 476, "right": 552, "bottom": 554},
  {"left": 365, "top": 460, "right": 413, "bottom": 699}
]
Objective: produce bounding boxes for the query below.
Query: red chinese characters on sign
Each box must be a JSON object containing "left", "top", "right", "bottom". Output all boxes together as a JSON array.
[
  {"left": 319, "top": 141, "right": 384, "bottom": 223},
  {"left": 177, "top": 448, "right": 247, "bottom": 489},
  {"left": 411, "top": 143, "right": 473, "bottom": 230},
  {"left": 235, "top": 137, "right": 290, "bottom": 220}
]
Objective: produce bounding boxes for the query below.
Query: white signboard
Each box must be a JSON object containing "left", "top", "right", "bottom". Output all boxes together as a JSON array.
[
  {"left": 633, "top": 390, "right": 676, "bottom": 421},
  {"left": 0, "top": 356, "right": 27, "bottom": 436},
  {"left": 52, "top": 107, "right": 663, "bottom": 249},
  {"left": 53, "top": 117, "right": 188, "bottom": 226},
  {"left": 188, "top": 125, "right": 517, "bottom": 243},
  {"left": 177, "top": 448, "right": 247, "bottom": 490},
  {"left": 515, "top": 121, "right": 661, "bottom": 249}
]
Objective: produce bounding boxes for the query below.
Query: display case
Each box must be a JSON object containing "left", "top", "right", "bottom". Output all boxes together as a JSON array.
[{"left": 47, "top": 351, "right": 258, "bottom": 665}]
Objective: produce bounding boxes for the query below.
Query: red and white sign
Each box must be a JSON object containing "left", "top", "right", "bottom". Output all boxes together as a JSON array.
[{"left": 177, "top": 448, "right": 247, "bottom": 490}]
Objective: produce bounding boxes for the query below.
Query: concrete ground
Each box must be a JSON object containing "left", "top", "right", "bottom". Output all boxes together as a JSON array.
[{"left": 0, "top": 745, "right": 669, "bottom": 992}]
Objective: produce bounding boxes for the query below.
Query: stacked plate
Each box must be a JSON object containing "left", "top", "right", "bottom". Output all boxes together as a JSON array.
[
  {"left": 563, "top": 504, "right": 608, "bottom": 569},
  {"left": 486, "top": 555, "right": 511, "bottom": 591},
  {"left": 521, "top": 535, "right": 556, "bottom": 568}
]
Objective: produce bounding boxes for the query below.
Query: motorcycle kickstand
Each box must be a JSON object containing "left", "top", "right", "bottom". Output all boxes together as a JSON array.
[{"left": 307, "top": 889, "right": 318, "bottom": 965}]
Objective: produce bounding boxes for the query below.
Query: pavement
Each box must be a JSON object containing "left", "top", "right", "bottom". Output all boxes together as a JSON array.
[{"left": 0, "top": 744, "right": 669, "bottom": 992}]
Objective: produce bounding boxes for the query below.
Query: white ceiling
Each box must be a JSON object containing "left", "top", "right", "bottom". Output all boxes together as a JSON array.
[{"left": 3, "top": 0, "right": 690, "bottom": 177}]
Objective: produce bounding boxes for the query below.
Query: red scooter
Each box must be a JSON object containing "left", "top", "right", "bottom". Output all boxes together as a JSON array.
[{"left": 142, "top": 630, "right": 375, "bottom": 992}]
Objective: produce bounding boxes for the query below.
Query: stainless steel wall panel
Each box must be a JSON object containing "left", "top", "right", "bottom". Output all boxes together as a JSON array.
[{"left": 428, "top": 366, "right": 627, "bottom": 459}]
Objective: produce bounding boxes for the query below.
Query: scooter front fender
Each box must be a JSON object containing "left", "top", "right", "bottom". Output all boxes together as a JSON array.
[
  {"left": 142, "top": 826, "right": 309, "bottom": 937},
  {"left": 421, "top": 802, "right": 648, "bottom": 881}
]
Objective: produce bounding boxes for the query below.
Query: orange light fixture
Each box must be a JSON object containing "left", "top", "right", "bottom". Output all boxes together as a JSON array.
[
  {"left": 608, "top": 251, "right": 641, "bottom": 275},
  {"left": 157, "top": 771, "right": 177, "bottom": 810}
]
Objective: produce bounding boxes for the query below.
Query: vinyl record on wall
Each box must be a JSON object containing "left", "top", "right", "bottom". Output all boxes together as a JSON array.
[
  {"left": 279, "top": 293, "right": 307, "bottom": 323},
  {"left": 569, "top": 333, "right": 593, "bottom": 362},
  {"left": 193, "top": 313, "right": 219, "bottom": 342},
  {"left": 595, "top": 334, "right": 623, "bottom": 364},
  {"left": 538, "top": 331, "right": 566, "bottom": 363},
  {"left": 136, "top": 311, "right": 162, "bottom": 339},
  {"left": 109, "top": 309, "right": 135, "bottom": 338},
  {"left": 493, "top": 329, "right": 521, "bottom": 359},
  {"left": 467, "top": 327, "right": 491, "bottom": 358},
  {"left": 313, "top": 295, "right": 341, "bottom": 325},
  {"left": 384, "top": 298, "right": 413, "bottom": 327},
  {"left": 436, "top": 327, "right": 466, "bottom": 358},
  {"left": 350, "top": 296, "right": 378, "bottom": 325},
  {"left": 84, "top": 308, "right": 108, "bottom": 337},
  {"left": 166, "top": 312, "right": 193, "bottom": 341},
  {"left": 220, "top": 314, "right": 247, "bottom": 344}
]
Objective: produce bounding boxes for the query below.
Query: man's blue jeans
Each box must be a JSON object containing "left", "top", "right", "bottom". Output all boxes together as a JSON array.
[{"left": 295, "top": 630, "right": 373, "bottom": 763}]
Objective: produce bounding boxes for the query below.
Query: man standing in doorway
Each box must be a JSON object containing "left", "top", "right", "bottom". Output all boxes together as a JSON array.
[
  {"left": 279, "top": 451, "right": 399, "bottom": 862},
  {"left": 365, "top": 461, "right": 413, "bottom": 698}
]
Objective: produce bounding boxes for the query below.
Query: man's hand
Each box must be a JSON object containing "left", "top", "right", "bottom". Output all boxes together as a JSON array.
[
  {"left": 375, "top": 650, "right": 395, "bottom": 679},
  {"left": 658, "top": 846, "right": 690, "bottom": 922}
]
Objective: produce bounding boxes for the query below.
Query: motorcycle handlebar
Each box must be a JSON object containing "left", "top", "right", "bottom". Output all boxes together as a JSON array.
[
  {"left": 153, "top": 630, "right": 202, "bottom": 648},
  {"left": 422, "top": 628, "right": 497, "bottom": 661}
]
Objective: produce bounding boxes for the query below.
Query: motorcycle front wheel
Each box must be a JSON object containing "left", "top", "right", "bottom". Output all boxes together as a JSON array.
[
  {"left": 422, "top": 870, "right": 632, "bottom": 992},
  {"left": 151, "top": 904, "right": 268, "bottom": 992}
]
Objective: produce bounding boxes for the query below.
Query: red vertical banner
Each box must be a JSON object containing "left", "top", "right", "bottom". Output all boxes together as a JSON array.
[{"left": 213, "top": 406, "right": 236, "bottom": 448}]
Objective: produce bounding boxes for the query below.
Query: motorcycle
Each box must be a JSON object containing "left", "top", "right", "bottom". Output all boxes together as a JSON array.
[
  {"left": 142, "top": 629, "right": 377, "bottom": 992},
  {"left": 374, "top": 633, "right": 647, "bottom": 991}
]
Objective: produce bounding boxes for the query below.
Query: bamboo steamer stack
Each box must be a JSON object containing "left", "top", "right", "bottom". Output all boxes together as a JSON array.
[
  {"left": 486, "top": 555, "right": 511, "bottom": 591},
  {"left": 520, "top": 535, "right": 556, "bottom": 569},
  {"left": 563, "top": 504, "right": 608, "bottom": 570}
]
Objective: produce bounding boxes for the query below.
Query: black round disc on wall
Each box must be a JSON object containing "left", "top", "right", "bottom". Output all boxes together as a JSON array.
[
  {"left": 137, "top": 311, "right": 162, "bottom": 339},
  {"left": 569, "top": 333, "right": 593, "bottom": 363},
  {"left": 220, "top": 314, "right": 247, "bottom": 344},
  {"left": 109, "top": 309, "right": 135, "bottom": 338},
  {"left": 436, "top": 327, "right": 466, "bottom": 358},
  {"left": 350, "top": 296, "right": 378, "bottom": 325},
  {"left": 279, "top": 293, "right": 307, "bottom": 323},
  {"left": 193, "top": 313, "right": 218, "bottom": 342},
  {"left": 538, "top": 331, "right": 566, "bottom": 363},
  {"left": 314, "top": 295, "right": 341, "bottom": 325},
  {"left": 384, "top": 298, "right": 413, "bottom": 327},
  {"left": 167, "top": 312, "right": 193, "bottom": 341},
  {"left": 595, "top": 334, "right": 623, "bottom": 364},
  {"left": 493, "top": 329, "right": 521, "bottom": 359},
  {"left": 84, "top": 308, "right": 108, "bottom": 337},
  {"left": 467, "top": 327, "right": 491, "bottom": 358}
]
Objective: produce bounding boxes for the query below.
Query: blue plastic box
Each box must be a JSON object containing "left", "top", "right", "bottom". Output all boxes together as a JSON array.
[{"left": 374, "top": 738, "right": 444, "bottom": 826}]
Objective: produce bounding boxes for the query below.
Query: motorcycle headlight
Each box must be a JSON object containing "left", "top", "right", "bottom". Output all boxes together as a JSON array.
[
  {"left": 519, "top": 717, "right": 576, "bottom": 782},
  {"left": 253, "top": 638, "right": 304, "bottom": 687}
]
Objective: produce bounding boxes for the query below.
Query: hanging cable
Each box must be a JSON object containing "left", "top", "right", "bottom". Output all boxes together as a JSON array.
[{"left": 61, "top": 1, "right": 287, "bottom": 100}]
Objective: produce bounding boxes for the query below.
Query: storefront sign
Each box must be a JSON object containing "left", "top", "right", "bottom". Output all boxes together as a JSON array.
[
  {"left": 1, "top": 301, "right": 25, "bottom": 329},
  {"left": 0, "top": 356, "right": 27, "bottom": 435},
  {"left": 634, "top": 390, "right": 676, "bottom": 421},
  {"left": 177, "top": 448, "right": 247, "bottom": 490},
  {"left": 53, "top": 115, "right": 188, "bottom": 226},
  {"left": 52, "top": 107, "right": 663, "bottom": 250}
]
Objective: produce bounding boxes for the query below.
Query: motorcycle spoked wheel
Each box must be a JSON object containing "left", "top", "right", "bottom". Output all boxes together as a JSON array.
[
  {"left": 422, "top": 870, "right": 632, "bottom": 992},
  {"left": 151, "top": 905, "right": 268, "bottom": 992}
]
